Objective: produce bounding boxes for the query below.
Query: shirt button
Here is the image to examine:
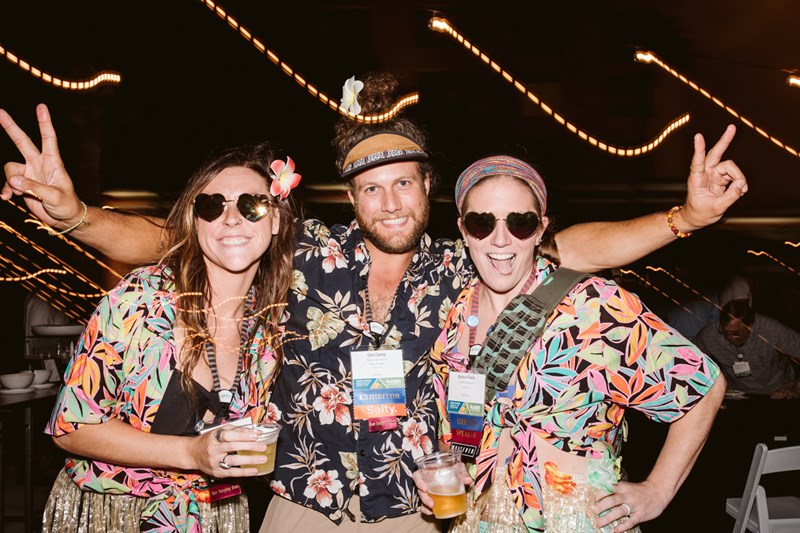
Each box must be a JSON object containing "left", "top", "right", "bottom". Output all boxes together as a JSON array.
[{"left": 359, "top": 449, "right": 366, "bottom": 457}]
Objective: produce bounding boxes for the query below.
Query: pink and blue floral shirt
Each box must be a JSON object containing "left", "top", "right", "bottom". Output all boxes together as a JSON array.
[{"left": 431, "top": 257, "right": 721, "bottom": 531}]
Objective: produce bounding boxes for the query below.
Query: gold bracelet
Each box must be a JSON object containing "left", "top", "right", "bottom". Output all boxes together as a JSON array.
[
  {"left": 48, "top": 201, "right": 88, "bottom": 236},
  {"left": 667, "top": 205, "right": 693, "bottom": 239}
]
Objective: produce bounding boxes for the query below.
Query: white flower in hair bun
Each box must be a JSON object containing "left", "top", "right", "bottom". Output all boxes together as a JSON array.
[{"left": 340, "top": 76, "right": 364, "bottom": 115}]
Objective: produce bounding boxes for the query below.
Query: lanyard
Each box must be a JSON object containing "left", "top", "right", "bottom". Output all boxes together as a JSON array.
[
  {"left": 467, "top": 268, "right": 538, "bottom": 359},
  {"left": 363, "top": 283, "right": 398, "bottom": 349},
  {"left": 203, "top": 293, "right": 257, "bottom": 423}
]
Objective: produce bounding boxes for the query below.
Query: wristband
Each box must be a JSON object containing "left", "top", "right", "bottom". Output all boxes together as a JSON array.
[
  {"left": 48, "top": 201, "right": 88, "bottom": 236},
  {"left": 667, "top": 205, "right": 693, "bottom": 239}
]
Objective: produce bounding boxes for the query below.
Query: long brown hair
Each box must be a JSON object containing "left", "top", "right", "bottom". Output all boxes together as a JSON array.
[{"left": 160, "top": 142, "right": 297, "bottom": 392}]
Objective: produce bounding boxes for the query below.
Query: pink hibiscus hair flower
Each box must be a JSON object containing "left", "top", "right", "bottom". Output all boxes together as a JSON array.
[{"left": 270, "top": 156, "right": 302, "bottom": 200}]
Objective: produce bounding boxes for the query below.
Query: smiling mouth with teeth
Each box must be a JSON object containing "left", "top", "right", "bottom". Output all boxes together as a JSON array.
[
  {"left": 220, "top": 237, "right": 250, "bottom": 245},
  {"left": 488, "top": 253, "right": 515, "bottom": 261},
  {"left": 380, "top": 216, "right": 408, "bottom": 226}
]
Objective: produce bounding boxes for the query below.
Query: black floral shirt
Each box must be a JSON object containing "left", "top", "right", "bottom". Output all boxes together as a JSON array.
[{"left": 268, "top": 219, "right": 471, "bottom": 523}]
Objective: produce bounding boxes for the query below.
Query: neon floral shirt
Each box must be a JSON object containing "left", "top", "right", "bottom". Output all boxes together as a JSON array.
[
  {"left": 45, "top": 264, "right": 278, "bottom": 532},
  {"left": 431, "top": 257, "right": 720, "bottom": 531}
]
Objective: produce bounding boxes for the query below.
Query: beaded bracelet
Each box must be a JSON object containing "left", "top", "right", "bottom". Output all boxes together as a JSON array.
[
  {"left": 48, "top": 201, "right": 88, "bottom": 236},
  {"left": 667, "top": 205, "right": 693, "bottom": 239}
]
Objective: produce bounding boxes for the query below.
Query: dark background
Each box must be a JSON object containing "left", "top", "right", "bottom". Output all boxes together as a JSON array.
[
  {"left": 3, "top": 1, "right": 800, "bottom": 346},
  {"left": 0, "top": 2, "right": 799, "bottom": 529}
]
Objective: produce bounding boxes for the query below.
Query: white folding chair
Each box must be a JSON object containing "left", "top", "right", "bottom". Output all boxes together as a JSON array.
[{"left": 726, "top": 443, "right": 800, "bottom": 532}]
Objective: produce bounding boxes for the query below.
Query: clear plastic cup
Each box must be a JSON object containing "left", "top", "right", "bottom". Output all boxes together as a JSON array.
[
  {"left": 414, "top": 450, "right": 467, "bottom": 519},
  {"left": 239, "top": 423, "right": 281, "bottom": 475}
]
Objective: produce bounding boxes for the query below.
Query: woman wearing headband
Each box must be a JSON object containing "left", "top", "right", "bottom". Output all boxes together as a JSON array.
[
  {"left": 416, "top": 155, "right": 725, "bottom": 532},
  {"left": 7, "top": 106, "right": 299, "bottom": 532}
]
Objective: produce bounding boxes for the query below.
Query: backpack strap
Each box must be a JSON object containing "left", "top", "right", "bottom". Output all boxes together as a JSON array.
[{"left": 472, "top": 267, "right": 590, "bottom": 403}]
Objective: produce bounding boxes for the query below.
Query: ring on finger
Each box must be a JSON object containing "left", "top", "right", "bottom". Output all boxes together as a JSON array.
[
  {"left": 215, "top": 429, "right": 224, "bottom": 443},
  {"left": 620, "top": 502, "right": 632, "bottom": 518},
  {"left": 219, "top": 453, "right": 232, "bottom": 470}
]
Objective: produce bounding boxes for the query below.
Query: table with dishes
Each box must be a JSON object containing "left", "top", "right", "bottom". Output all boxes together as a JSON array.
[{"left": 0, "top": 369, "right": 60, "bottom": 533}]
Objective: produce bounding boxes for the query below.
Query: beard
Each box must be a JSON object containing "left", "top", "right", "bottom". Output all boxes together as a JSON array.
[{"left": 356, "top": 197, "right": 430, "bottom": 254}]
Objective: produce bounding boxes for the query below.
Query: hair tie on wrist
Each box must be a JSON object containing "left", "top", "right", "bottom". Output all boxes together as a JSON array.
[
  {"left": 667, "top": 205, "right": 693, "bottom": 239},
  {"left": 48, "top": 201, "right": 88, "bottom": 236}
]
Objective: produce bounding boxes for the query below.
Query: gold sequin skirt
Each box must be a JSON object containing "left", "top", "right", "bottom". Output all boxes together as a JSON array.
[
  {"left": 449, "top": 466, "right": 525, "bottom": 533},
  {"left": 448, "top": 466, "right": 640, "bottom": 533},
  {"left": 541, "top": 471, "right": 639, "bottom": 533},
  {"left": 41, "top": 469, "right": 250, "bottom": 533}
]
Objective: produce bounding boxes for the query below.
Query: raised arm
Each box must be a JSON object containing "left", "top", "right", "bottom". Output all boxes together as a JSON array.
[
  {"left": 556, "top": 125, "right": 747, "bottom": 272},
  {"left": 1, "top": 104, "right": 165, "bottom": 263}
]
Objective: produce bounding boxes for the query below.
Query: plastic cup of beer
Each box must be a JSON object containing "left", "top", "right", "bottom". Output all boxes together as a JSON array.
[
  {"left": 239, "top": 423, "right": 281, "bottom": 475},
  {"left": 414, "top": 450, "right": 467, "bottom": 519}
]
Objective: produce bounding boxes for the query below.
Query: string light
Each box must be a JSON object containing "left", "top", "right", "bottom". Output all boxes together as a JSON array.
[
  {"left": 646, "top": 266, "right": 712, "bottom": 302},
  {"left": 428, "top": 17, "right": 691, "bottom": 157},
  {"left": 0, "top": 268, "right": 67, "bottom": 282},
  {"left": 788, "top": 75, "right": 800, "bottom": 89},
  {"left": 0, "top": 221, "right": 105, "bottom": 292},
  {"left": 747, "top": 249, "right": 800, "bottom": 276},
  {"left": 5, "top": 201, "right": 123, "bottom": 280},
  {"left": 785, "top": 241, "right": 800, "bottom": 248},
  {"left": 619, "top": 269, "right": 682, "bottom": 306},
  {"left": 197, "top": 0, "right": 419, "bottom": 123},
  {"left": 0, "top": 254, "right": 92, "bottom": 321},
  {"left": 0, "top": 42, "right": 121, "bottom": 91},
  {"left": 635, "top": 51, "right": 800, "bottom": 158}
]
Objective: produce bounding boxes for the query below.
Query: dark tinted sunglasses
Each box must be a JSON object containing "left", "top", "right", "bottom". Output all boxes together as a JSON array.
[
  {"left": 462, "top": 211, "right": 541, "bottom": 240},
  {"left": 193, "top": 193, "right": 271, "bottom": 222}
]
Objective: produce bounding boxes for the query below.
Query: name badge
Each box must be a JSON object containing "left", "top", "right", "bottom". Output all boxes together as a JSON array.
[
  {"left": 733, "top": 360, "right": 752, "bottom": 377},
  {"left": 448, "top": 371, "right": 486, "bottom": 460},
  {"left": 351, "top": 349, "right": 407, "bottom": 427}
]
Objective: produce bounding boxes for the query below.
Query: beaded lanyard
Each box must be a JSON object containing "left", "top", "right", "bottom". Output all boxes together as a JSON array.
[
  {"left": 203, "top": 290, "right": 258, "bottom": 423},
  {"left": 363, "top": 283, "right": 399, "bottom": 349}
]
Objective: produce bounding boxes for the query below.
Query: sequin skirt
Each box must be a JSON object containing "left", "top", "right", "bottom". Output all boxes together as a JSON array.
[
  {"left": 449, "top": 466, "right": 525, "bottom": 533},
  {"left": 449, "top": 466, "right": 640, "bottom": 533},
  {"left": 41, "top": 469, "right": 250, "bottom": 533},
  {"left": 541, "top": 471, "right": 639, "bottom": 533}
]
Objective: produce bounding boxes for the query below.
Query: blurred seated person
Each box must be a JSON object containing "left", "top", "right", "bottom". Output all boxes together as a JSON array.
[{"left": 694, "top": 299, "right": 800, "bottom": 398}]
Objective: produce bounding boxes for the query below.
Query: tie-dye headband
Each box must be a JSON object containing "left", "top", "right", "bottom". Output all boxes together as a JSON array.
[{"left": 454, "top": 155, "right": 547, "bottom": 214}]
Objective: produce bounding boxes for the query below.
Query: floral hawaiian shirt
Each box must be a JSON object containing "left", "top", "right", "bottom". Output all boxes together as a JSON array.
[
  {"left": 431, "top": 257, "right": 721, "bottom": 532},
  {"left": 45, "top": 264, "right": 278, "bottom": 532},
  {"left": 268, "top": 219, "right": 471, "bottom": 523}
]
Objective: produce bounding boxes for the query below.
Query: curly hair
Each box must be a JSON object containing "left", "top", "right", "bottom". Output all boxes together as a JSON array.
[
  {"left": 333, "top": 71, "right": 438, "bottom": 190},
  {"left": 159, "top": 142, "right": 297, "bottom": 395}
]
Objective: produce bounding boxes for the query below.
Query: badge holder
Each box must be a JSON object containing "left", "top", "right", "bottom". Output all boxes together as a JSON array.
[
  {"left": 448, "top": 372, "right": 486, "bottom": 460},
  {"left": 733, "top": 353, "right": 752, "bottom": 377},
  {"left": 351, "top": 334, "right": 407, "bottom": 432}
]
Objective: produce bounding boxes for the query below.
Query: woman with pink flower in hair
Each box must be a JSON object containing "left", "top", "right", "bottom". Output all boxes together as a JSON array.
[{"left": 0, "top": 105, "right": 300, "bottom": 532}]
